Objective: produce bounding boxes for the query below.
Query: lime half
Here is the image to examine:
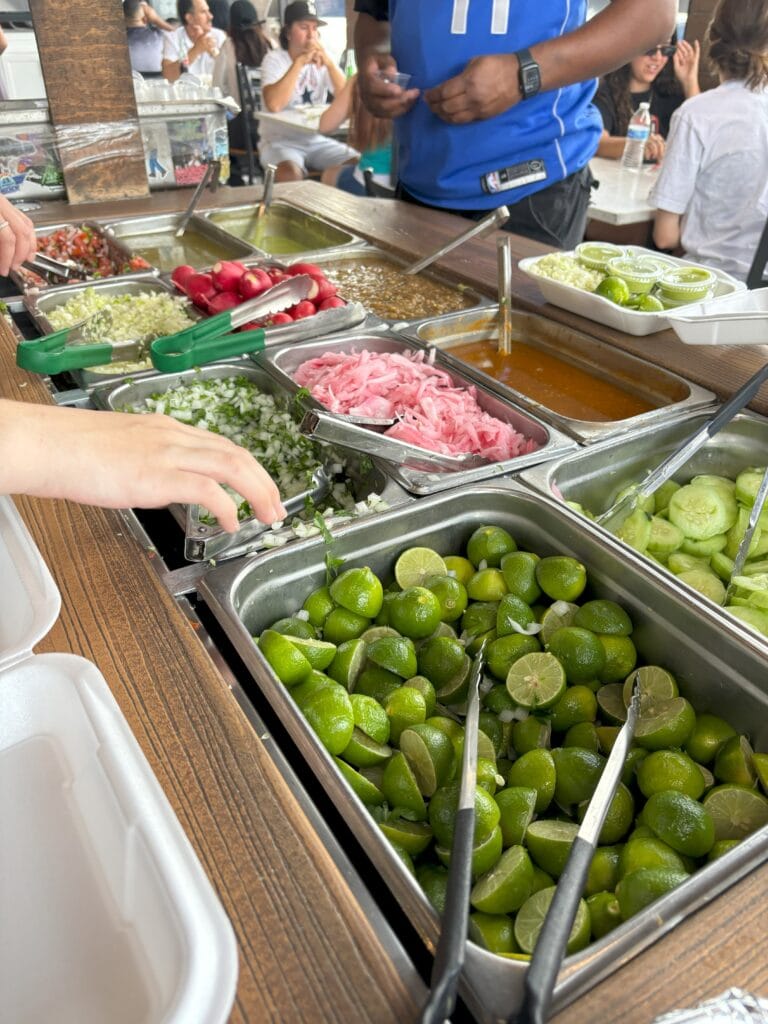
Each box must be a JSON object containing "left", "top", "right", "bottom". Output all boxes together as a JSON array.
[
  {"left": 395, "top": 547, "right": 448, "bottom": 589},
  {"left": 506, "top": 652, "right": 566, "bottom": 710}
]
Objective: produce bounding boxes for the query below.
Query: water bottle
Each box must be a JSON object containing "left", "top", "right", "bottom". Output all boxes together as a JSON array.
[
  {"left": 620, "top": 101, "right": 651, "bottom": 172},
  {"left": 341, "top": 48, "right": 357, "bottom": 78}
]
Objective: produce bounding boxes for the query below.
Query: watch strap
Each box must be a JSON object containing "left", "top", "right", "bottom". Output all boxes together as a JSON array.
[{"left": 516, "top": 47, "right": 541, "bottom": 100}]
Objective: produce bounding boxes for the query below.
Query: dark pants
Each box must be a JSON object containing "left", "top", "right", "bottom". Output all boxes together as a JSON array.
[{"left": 397, "top": 165, "right": 594, "bottom": 250}]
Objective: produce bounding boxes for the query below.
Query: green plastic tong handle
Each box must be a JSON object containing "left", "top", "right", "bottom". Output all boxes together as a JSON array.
[
  {"left": 149, "top": 306, "right": 266, "bottom": 372},
  {"left": 16, "top": 326, "right": 114, "bottom": 374}
]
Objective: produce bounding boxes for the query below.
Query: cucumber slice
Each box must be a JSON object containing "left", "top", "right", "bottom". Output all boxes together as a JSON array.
[
  {"left": 613, "top": 485, "right": 655, "bottom": 515},
  {"left": 735, "top": 467, "right": 767, "bottom": 506},
  {"left": 726, "top": 605, "right": 768, "bottom": 637},
  {"left": 710, "top": 551, "right": 735, "bottom": 583},
  {"left": 725, "top": 508, "right": 764, "bottom": 560},
  {"left": 744, "top": 559, "right": 768, "bottom": 576},
  {"left": 647, "top": 516, "right": 684, "bottom": 555},
  {"left": 566, "top": 500, "right": 595, "bottom": 521},
  {"left": 648, "top": 552, "right": 669, "bottom": 567},
  {"left": 653, "top": 480, "right": 681, "bottom": 514},
  {"left": 668, "top": 552, "right": 710, "bottom": 575},
  {"left": 746, "top": 589, "right": 768, "bottom": 611},
  {"left": 676, "top": 569, "right": 726, "bottom": 605},
  {"left": 668, "top": 484, "right": 738, "bottom": 540},
  {"left": 680, "top": 533, "right": 728, "bottom": 557},
  {"left": 691, "top": 475, "right": 736, "bottom": 496},
  {"left": 614, "top": 508, "right": 651, "bottom": 553}
]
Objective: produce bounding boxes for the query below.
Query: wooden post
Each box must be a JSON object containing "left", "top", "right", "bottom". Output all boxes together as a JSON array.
[{"left": 28, "top": 0, "right": 149, "bottom": 204}]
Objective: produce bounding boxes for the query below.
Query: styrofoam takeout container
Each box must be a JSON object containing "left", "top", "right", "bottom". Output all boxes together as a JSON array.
[
  {"left": 0, "top": 496, "right": 238, "bottom": 1023},
  {"left": 666, "top": 286, "right": 768, "bottom": 346},
  {"left": 519, "top": 248, "right": 746, "bottom": 336}
]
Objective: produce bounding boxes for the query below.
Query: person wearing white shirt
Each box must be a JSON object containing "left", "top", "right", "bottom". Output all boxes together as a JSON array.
[
  {"left": 651, "top": 0, "right": 768, "bottom": 281},
  {"left": 259, "top": 1, "right": 358, "bottom": 183},
  {"left": 162, "top": 0, "right": 226, "bottom": 83}
]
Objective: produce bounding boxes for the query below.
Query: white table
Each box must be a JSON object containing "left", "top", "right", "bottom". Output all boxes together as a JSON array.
[
  {"left": 254, "top": 104, "right": 348, "bottom": 136},
  {"left": 587, "top": 156, "right": 659, "bottom": 226}
]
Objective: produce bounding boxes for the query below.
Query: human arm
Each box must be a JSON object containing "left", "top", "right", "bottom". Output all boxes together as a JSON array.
[
  {"left": 141, "top": 2, "right": 173, "bottom": 32},
  {"left": 596, "top": 130, "right": 666, "bottom": 161},
  {"left": 319, "top": 74, "right": 355, "bottom": 133},
  {"left": 423, "top": 0, "right": 677, "bottom": 125},
  {"left": 673, "top": 39, "right": 701, "bottom": 98},
  {"left": 653, "top": 208, "right": 682, "bottom": 250},
  {"left": 0, "top": 401, "right": 286, "bottom": 532},
  {"left": 0, "top": 26, "right": 8, "bottom": 56},
  {"left": 261, "top": 49, "right": 315, "bottom": 111},
  {"left": 0, "top": 195, "right": 36, "bottom": 277},
  {"left": 354, "top": 12, "right": 420, "bottom": 118},
  {"left": 162, "top": 26, "right": 219, "bottom": 83}
]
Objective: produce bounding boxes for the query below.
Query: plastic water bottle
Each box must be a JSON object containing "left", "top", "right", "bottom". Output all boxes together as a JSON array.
[{"left": 621, "top": 101, "right": 651, "bottom": 172}]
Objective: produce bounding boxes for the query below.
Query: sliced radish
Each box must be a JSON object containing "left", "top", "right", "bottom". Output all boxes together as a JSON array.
[
  {"left": 207, "top": 291, "right": 241, "bottom": 314},
  {"left": 318, "top": 296, "right": 345, "bottom": 311},
  {"left": 211, "top": 260, "right": 245, "bottom": 293},
  {"left": 171, "top": 264, "right": 196, "bottom": 291},
  {"left": 289, "top": 300, "right": 317, "bottom": 320},
  {"left": 288, "top": 261, "right": 323, "bottom": 278},
  {"left": 312, "top": 276, "right": 337, "bottom": 302},
  {"left": 238, "top": 268, "right": 271, "bottom": 299}
]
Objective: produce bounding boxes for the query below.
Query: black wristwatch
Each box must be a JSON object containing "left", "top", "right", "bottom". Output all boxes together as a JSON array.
[{"left": 516, "top": 48, "right": 541, "bottom": 100}]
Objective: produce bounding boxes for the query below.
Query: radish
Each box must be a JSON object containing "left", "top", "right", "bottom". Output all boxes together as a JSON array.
[
  {"left": 288, "top": 261, "right": 323, "bottom": 278},
  {"left": 211, "top": 260, "right": 245, "bottom": 293},
  {"left": 238, "top": 268, "right": 271, "bottom": 299},
  {"left": 311, "top": 276, "right": 337, "bottom": 302},
  {"left": 268, "top": 311, "right": 293, "bottom": 325},
  {"left": 318, "top": 296, "right": 345, "bottom": 311},
  {"left": 171, "top": 264, "right": 196, "bottom": 292},
  {"left": 267, "top": 268, "right": 289, "bottom": 285},
  {"left": 290, "top": 300, "right": 317, "bottom": 320},
  {"left": 186, "top": 272, "right": 216, "bottom": 307},
  {"left": 207, "top": 291, "right": 241, "bottom": 314}
]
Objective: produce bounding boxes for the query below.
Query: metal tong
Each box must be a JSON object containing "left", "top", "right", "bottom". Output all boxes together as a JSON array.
[
  {"left": 299, "top": 407, "right": 491, "bottom": 474},
  {"left": 726, "top": 464, "right": 768, "bottom": 601},
  {"left": 420, "top": 641, "right": 488, "bottom": 1024},
  {"left": 403, "top": 205, "right": 511, "bottom": 276},
  {"left": 598, "top": 360, "right": 768, "bottom": 531},
  {"left": 512, "top": 682, "right": 642, "bottom": 1024},
  {"left": 175, "top": 159, "right": 221, "bottom": 238},
  {"left": 256, "top": 163, "right": 276, "bottom": 219},
  {"left": 497, "top": 236, "right": 513, "bottom": 356},
  {"left": 16, "top": 275, "right": 313, "bottom": 376},
  {"left": 22, "top": 253, "right": 75, "bottom": 284}
]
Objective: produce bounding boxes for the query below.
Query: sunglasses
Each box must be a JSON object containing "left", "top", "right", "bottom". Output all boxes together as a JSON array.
[{"left": 644, "top": 44, "right": 676, "bottom": 57}]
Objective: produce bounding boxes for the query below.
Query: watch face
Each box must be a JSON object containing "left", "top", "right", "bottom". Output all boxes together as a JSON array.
[{"left": 522, "top": 64, "right": 540, "bottom": 97}]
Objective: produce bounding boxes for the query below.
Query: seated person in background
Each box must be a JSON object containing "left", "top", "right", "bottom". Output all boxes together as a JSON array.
[
  {"left": 213, "top": 0, "right": 274, "bottom": 185},
  {"left": 259, "top": 1, "right": 358, "bottom": 183},
  {"left": 124, "top": 0, "right": 172, "bottom": 78},
  {"left": 321, "top": 75, "right": 392, "bottom": 195},
  {"left": 208, "top": 0, "right": 230, "bottom": 31},
  {"left": 651, "top": 0, "right": 768, "bottom": 281},
  {"left": 162, "top": 0, "right": 226, "bottom": 83},
  {"left": 594, "top": 35, "right": 701, "bottom": 163}
]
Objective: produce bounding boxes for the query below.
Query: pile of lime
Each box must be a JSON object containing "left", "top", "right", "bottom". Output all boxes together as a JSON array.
[
  {"left": 255, "top": 525, "right": 768, "bottom": 959},
  {"left": 571, "top": 467, "right": 768, "bottom": 638},
  {"left": 532, "top": 243, "right": 717, "bottom": 312}
]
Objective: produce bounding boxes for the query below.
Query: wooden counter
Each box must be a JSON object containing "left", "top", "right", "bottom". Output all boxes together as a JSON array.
[{"left": 10, "top": 183, "right": 768, "bottom": 1023}]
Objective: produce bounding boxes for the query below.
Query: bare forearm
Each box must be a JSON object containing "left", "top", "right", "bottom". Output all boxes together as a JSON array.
[
  {"left": 596, "top": 133, "right": 627, "bottom": 159},
  {"left": 319, "top": 77, "right": 353, "bottom": 132},
  {"left": 262, "top": 62, "right": 303, "bottom": 111},
  {"left": 354, "top": 12, "right": 390, "bottom": 64},
  {"left": 326, "top": 60, "right": 346, "bottom": 96},
  {"left": 532, "top": 0, "right": 677, "bottom": 92},
  {"left": 653, "top": 209, "right": 682, "bottom": 250}
]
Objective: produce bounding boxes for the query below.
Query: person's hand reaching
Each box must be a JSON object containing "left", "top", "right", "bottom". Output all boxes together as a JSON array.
[
  {"left": 0, "top": 196, "right": 36, "bottom": 277},
  {"left": 0, "top": 401, "right": 286, "bottom": 533},
  {"left": 644, "top": 133, "right": 666, "bottom": 163},
  {"left": 357, "top": 53, "right": 419, "bottom": 118}
]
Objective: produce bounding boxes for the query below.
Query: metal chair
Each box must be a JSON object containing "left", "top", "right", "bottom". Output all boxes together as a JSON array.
[
  {"left": 362, "top": 167, "right": 395, "bottom": 199},
  {"left": 747, "top": 212, "right": 768, "bottom": 290},
  {"left": 231, "top": 62, "right": 261, "bottom": 186}
]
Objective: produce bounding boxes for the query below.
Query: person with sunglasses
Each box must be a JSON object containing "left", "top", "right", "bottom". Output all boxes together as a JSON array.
[{"left": 594, "top": 36, "right": 700, "bottom": 163}]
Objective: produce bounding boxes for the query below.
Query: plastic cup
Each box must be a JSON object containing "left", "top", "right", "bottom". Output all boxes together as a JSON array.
[
  {"left": 376, "top": 70, "right": 412, "bottom": 89},
  {"left": 658, "top": 266, "right": 717, "bottom": 304}
]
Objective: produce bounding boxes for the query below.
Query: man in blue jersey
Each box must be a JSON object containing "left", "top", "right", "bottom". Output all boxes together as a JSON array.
[{"left": 353, "top": 0, "right": 676, "bottom": 248}]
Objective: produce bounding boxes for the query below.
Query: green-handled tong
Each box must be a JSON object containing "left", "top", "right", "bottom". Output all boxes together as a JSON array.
[{"left": 16, "top": 275, "right": 313, "bottom": 376}]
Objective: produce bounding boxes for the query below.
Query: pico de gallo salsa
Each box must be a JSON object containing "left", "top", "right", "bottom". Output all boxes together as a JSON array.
[{"left": 18, "top": 223, "right": 151, "bottom": 290}]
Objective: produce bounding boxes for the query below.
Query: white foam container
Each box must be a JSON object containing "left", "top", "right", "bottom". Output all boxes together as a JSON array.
[
  {"left": 0, "top": 496, "right": 238, "bottom": 1024},
  {"left": 666, "top": 287, "right": 768, "bottom": 346},
  {"left": 519, "top": 248, "right": 745, "bottom": 336}
]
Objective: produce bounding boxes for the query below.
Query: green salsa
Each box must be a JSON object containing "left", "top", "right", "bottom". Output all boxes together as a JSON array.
[{"left": 121, "top": 227, "right": 241, "bottom": 272}]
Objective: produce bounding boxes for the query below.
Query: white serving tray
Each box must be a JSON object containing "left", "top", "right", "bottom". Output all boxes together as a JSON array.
[
  {"left": 667, "top": 287, "right": 768, "bottom": 346},
  {"left": 0, "top": 496, "right": 238, "bottom": 1024},
  {"left": 519, "top": 247, "right": 745, "bottom": 336}
]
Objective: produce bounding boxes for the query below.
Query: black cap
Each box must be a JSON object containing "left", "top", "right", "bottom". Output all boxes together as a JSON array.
[
  {"left": 230, "top": 0, "right": 257, "bottom": 29},
  {"left": 283, "top": 1, "right": 327, "bottom": 28}
]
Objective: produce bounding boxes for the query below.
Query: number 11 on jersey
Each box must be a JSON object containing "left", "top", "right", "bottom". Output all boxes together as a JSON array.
[{"left": 450, "top": 0, "right": 511, "bottom": 35}]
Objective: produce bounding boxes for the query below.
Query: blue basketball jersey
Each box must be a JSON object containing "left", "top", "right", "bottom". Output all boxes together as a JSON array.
[{"left": 388, "top": 0, "right": 602, "bottom": 209}]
